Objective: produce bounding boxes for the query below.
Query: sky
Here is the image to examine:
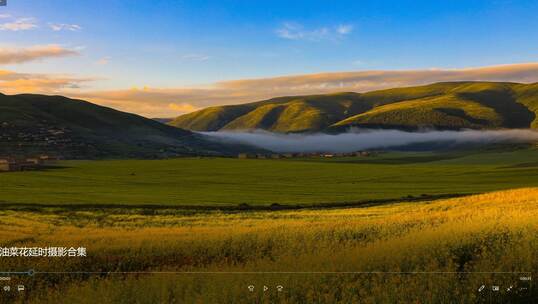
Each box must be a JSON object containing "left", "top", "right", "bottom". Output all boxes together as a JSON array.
[{"left": 1, "top": 0, "right": 538, "bottom": 117}]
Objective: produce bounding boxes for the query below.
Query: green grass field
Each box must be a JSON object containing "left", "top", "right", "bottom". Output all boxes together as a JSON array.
[{"left": 1, "top": 147, "right": 538, "bottom": 207}]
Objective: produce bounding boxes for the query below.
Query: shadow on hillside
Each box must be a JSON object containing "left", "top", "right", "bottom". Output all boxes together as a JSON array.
[{"left": 0, "top": 193, "right": 472, "bottom": 214}]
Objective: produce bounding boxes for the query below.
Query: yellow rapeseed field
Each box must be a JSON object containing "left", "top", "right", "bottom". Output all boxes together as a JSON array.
[{"left": 0, "top": 188, "right": 536, "bottom": 303}]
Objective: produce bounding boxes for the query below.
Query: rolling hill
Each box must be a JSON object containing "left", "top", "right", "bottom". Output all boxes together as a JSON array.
[
  {"left": 170, "top": 81, "right": 538, "bottom": 133},
  {"left": 0, "top": 93, "right": 254, "bottom": 158}
]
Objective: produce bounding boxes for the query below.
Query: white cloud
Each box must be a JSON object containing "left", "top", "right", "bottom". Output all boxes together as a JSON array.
[
  {"left": 276, "top": 22, "right": 353, "bottom": 42},
  {"left": 276, "top": 22, "right": 325, "bottom": 41},
  {"left": 181, "top": 54, "right": 211, "bottom": 61},
  {"left": 49, "top": 23, "right": 82, "bottom": 32},
  {"left": 336, "top": 24, "right": 353, "bottom": 35},
  {"left": 0, "top": 17, "right": 38, "bottom": 31},
  {"left": 0, "top": 14, "right": 11, "bottom": 19}
]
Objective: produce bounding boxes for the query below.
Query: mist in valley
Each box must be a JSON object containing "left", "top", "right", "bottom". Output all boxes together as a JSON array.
[{"left": 202, "top": 129, "right": 538, "bottom": 153}]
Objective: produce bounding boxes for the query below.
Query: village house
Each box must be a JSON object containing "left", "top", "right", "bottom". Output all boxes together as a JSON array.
[
  {"left": 0, "top": 155, "right": 56, "bottom": 172},
  {"left": 39, "top": 155, "right": 58, "bottom": 165},
  {"left": 0, "top": 159, "right": 21, "bottom": 172},
  {"left": 236, "top": 151, "right": 377, "bottom": 160},
  {"left": 26, "top": 158, "right": 43, "bottom": 165},
  {"left": 0, "top": 159, "right": 10, "bottom": 172}
]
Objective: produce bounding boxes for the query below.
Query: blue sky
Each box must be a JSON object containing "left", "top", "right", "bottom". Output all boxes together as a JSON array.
[{"left": 1, "top": 0, "right": 538, "bottom": 116}]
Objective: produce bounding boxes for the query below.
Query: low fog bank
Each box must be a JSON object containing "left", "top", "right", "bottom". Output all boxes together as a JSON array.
[{"left": 202, "top": 129, "right": 538, "bottom": 153}]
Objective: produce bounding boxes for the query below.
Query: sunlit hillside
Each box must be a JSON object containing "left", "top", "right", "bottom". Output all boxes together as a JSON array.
[{"left": 170, "top": 81, "right": 538, "bottom": 132}]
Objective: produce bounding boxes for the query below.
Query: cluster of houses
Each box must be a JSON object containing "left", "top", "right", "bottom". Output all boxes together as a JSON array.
[
  {"left": 237, "top": 151, "right": 374, "bottom": 159},
  {"left": 0, "top": 155, "right": 58, "bottom": 172},
  {"left": 1, "top": 122, "right": 71, "bottom": 144}
]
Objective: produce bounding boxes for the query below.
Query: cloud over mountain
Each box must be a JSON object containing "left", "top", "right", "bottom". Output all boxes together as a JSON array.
[
  {"left": 71, "top": 63, "right": 538, "bottom": 117},
  {"left": 0, "top": 69, "right": 94, "bottom": 93},
  {"left": 0, "top": 45, "right": 79, "bottom": 64}
]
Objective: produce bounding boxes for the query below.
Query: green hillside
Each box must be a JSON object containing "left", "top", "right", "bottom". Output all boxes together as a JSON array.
[
  {"left": 170, "top": 81, "right": 538, "bottom": 132},
  {"left": 0, "top": 93, "right": 252, "bottom": 158}
]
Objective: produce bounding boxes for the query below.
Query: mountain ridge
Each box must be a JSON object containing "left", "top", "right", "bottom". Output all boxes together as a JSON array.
[
  {"left": 0, "top": 93, "right": 255, "bottom": 158},
  {"left": 169, "top": 81, "right": 538, "bottom": 133}
]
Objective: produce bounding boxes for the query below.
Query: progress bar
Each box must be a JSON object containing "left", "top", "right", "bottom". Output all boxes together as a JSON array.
[{"left": 0, "top": 270, "right": 532, "bottom": 275}]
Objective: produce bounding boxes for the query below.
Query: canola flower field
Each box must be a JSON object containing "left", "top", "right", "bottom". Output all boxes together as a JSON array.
[{"left": 0, "top": 188, "right": 536, "bottom": 303}]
